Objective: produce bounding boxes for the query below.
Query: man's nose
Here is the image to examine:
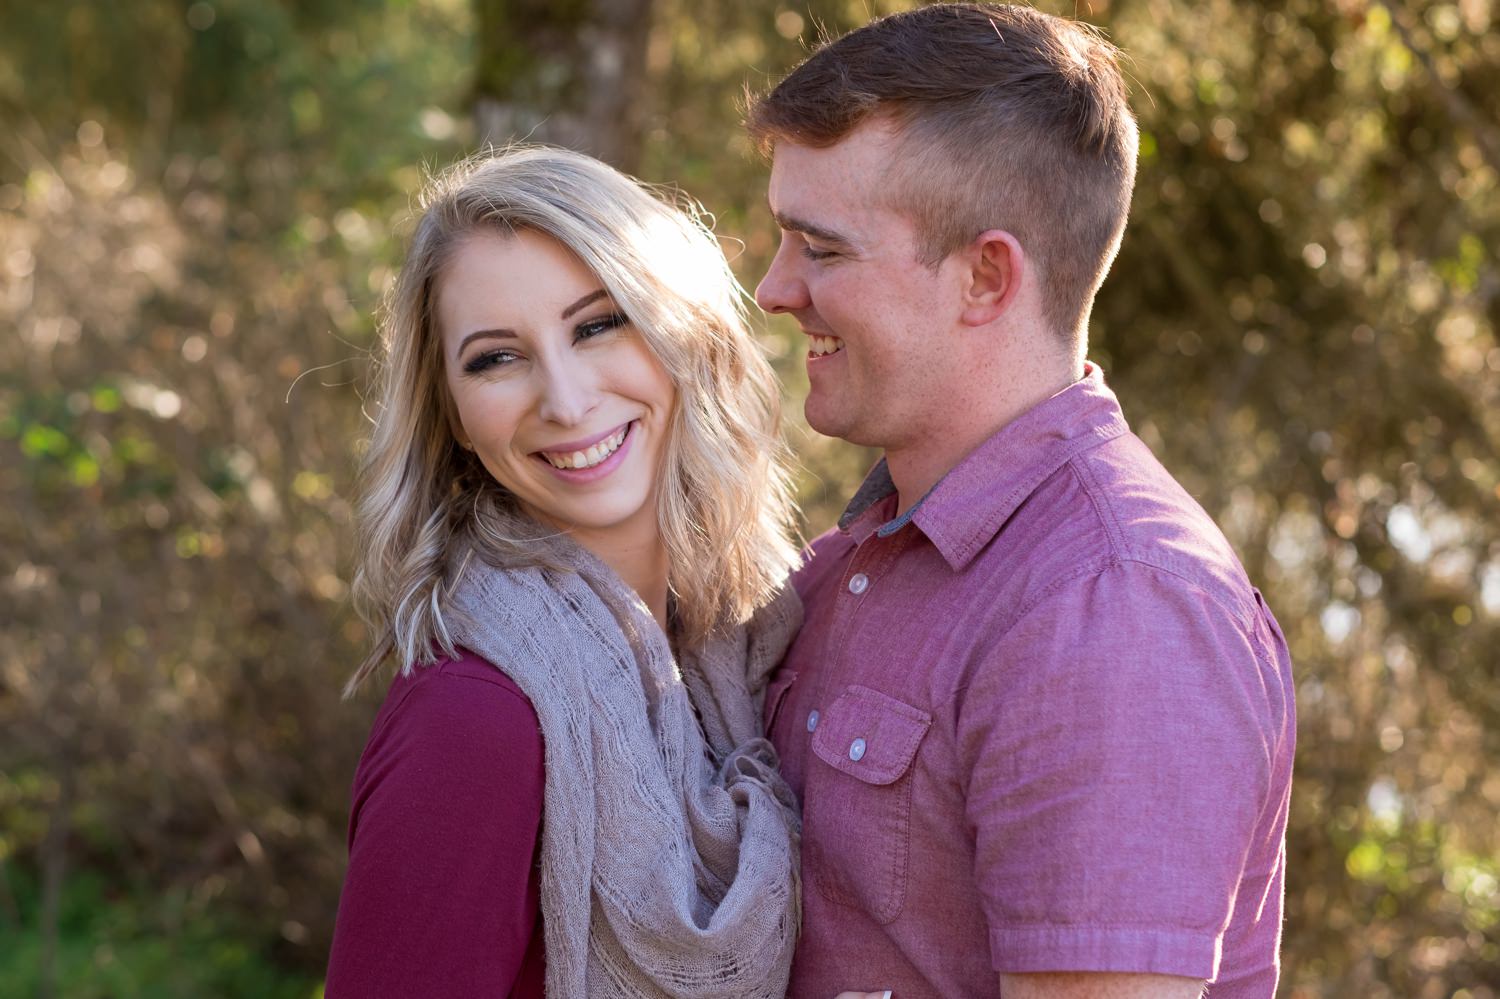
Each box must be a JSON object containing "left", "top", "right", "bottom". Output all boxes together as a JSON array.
[{"left": 755, "top": 240, "right": 810, "bottom": 314}]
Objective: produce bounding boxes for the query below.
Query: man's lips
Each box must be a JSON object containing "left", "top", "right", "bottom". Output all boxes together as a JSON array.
[{"left": 807, "top": 332, "right": 844, "bottom": 357}]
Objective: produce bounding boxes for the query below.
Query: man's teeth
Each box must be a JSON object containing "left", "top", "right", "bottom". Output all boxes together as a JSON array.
[
  {"left": 809, "top": 334, "right": 844, "bottom": 356},
  {"left": 543, "top": 425, "right": 628, "bottom": 470}
]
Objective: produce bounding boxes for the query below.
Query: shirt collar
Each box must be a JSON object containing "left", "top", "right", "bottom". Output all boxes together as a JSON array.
[{"left": 837, "top": 363, "right": 1130, "bottom": 570}]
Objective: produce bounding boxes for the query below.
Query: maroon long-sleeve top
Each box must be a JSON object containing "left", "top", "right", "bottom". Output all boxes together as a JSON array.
[{"left": 326, "top": 649, "right": 547, "bottom": 997}]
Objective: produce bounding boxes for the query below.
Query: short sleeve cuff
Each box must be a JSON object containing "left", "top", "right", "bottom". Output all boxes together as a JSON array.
[{"left": 990, "top": 924, "right": 1221, "bottom": 979}]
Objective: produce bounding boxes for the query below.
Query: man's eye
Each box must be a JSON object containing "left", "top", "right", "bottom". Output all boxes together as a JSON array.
[
  {"left": 576, "top": 313, "right": 629, "bottom": 340},
  {"left": 462, "top": 349, "right": 518, "bottom": 374},
  {"left": 801, "top": 246, "right": 838, "bottom": 261}
]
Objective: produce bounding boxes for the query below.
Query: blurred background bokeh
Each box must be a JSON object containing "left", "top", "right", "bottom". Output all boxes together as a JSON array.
[{"left": 1, "top": 1, "right": 1497, "bottom": 996}]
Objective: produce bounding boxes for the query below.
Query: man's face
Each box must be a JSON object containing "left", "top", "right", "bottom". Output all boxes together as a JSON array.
[{"left": 756, "top": 122, "right": 968, "bottom": 452}]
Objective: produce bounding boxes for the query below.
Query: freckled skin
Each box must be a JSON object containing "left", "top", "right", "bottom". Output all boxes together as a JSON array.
[
  {"left": 755, "top": 120, "right": 1076, "bottom": 514},
  {"left": 756, "top": 122, "right": 965, "bottom": 455},
  {"left": 1000, "top": 971, "right": 1206, "bottom": 998}
]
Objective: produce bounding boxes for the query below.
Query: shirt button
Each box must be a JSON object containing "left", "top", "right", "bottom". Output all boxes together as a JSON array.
[
  {"left": 848, "top": 573, "right": 869, "bottom": 595},
  {"left": 806, "top": 709, "right": 820, "bottom": 733},
  {"left": 849, "top": 737, "right": 867, "bottom": 762}
]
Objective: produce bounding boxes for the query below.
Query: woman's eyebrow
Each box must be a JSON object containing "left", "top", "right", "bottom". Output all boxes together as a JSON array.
[
  {"left": 453, "top": 289, "right": 611, "bottom": 359},
  {"left": 455, "top": 327, "right": 515, "bottom": 358},
  {"left": 560, "top": 289, "right": 608, "bottom": 319}
]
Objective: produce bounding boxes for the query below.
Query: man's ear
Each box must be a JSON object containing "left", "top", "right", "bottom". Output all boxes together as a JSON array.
[{"left": 959, "top": 229, "right": 1024, "bottom": 327}]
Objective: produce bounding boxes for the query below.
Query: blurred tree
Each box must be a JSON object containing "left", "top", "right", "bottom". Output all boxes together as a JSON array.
[
  {"left": 1, "top": 0, "right": 475, "bottom": 990},
  {"left": 473, "top": 0, "right": 655, "bottom": 168},
  {"left": 1087, "top": 1, "right": 1500, "bottom": 993}
]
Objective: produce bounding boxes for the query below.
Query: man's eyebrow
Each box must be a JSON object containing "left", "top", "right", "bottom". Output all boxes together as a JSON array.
[{"left": 771, "top": 211, "right": 857, "bottom": 251}]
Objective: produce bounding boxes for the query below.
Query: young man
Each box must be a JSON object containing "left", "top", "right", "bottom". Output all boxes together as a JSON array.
[{"left": 748, "top": 5, "right": 1295, "bottom": 998}]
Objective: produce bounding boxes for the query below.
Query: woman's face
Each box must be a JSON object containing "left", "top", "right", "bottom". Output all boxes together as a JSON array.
[{"left": 437, "top": 228, "right": 676, "bottom": 549}]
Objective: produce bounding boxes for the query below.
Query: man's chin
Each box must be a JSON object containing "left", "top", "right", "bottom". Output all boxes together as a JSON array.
[
  {"left": 804, "top": 399, "right": 875, "bottom": 447},
  {"left": 803, "top": 396, "right": 840, "bottom": 438}
]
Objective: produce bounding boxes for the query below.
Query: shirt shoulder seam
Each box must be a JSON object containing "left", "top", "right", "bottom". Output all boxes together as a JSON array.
[
  {"left": 941, "top": 557, "right": 1257, "bottom": 710},
  {"left": 1068, "top": 451, "right": 1127, "bottom": 558},
  {"left": 993, "top": 557, "right": 1255, "bottom": 665}
]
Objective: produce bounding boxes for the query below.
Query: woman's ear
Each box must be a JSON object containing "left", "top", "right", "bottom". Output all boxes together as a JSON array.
[
  {"left": 958, "top": 229, "right": 1024, "bottom": 327},
  {"left": 449, "top": 418, "right": 473, "bottom": 451},
  {"left": 441, "top": 390, "right": 472, "bottom": 451}
]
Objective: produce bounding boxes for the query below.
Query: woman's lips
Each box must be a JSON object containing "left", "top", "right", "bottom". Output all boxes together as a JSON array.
[
  {"left": 534, "top": 421, "right": 631, "bottom": 458},
  {"left": 534, "top": 421, "right": 635, "bottom": 481}
]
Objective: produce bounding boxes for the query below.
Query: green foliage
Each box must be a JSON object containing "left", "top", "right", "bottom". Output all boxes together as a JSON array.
[
  {"left": 1, "top": 0, "right": 474, "bottom": 988},
  {"left": 0, "top": 869, "right": 322, "bottom": 999},
  {"left": 1083, "top": 2, "right": 1500, "bottom": 993}
]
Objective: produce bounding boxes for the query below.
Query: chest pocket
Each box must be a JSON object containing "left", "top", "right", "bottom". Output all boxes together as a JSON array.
[{"left": 804, "top": 684, "right": 931, "bottom": 924}]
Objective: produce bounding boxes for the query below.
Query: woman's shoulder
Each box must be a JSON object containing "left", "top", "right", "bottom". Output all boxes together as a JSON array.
[
  {"left": 365, "top": 648, "right": 541, "bottom": 763},
  {"left": 389, "top": 646, "right": 531, "bottom": 705}
]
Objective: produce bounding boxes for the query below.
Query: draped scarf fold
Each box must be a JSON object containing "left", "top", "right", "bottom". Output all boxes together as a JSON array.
[{"left": 445, "top": 542, "right": 802, "bottom": 997}]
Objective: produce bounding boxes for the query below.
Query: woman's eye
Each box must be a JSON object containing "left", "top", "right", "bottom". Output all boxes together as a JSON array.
[
  {"left": 462, "top": 349, "right": 518, "bottom": 375},
  {"left": 576, "top": 312, "right": 629, "bottom": 341}
]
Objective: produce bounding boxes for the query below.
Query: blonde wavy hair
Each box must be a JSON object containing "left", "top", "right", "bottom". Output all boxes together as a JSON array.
[{"left": 346, "top": 146, "right": 800, "bottom": 694}]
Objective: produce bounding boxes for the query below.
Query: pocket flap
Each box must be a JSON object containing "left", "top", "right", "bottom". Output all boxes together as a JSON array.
[{"left": 811, "top": 685, "right": 931, "bottom": 785}]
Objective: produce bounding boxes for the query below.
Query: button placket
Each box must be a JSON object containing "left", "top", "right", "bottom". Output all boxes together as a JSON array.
[
  {"left": 807, "top": 534, "right": 901, "bottom": 782},
  {"left": 823, "top": 534, "right": 894, "bottom": 680}
]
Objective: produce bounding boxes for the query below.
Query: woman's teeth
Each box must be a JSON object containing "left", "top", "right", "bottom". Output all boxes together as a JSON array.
[
  {"left": 809, "top": 334, "right": 843, "bottom": 356},
  {"left": 542, "top": 425, "right": 628, "bottom": 470}
]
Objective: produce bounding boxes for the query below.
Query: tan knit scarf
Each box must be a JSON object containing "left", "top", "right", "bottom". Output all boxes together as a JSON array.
[{"left": 445, "top": 542, "right": 802, "bottom": 998}]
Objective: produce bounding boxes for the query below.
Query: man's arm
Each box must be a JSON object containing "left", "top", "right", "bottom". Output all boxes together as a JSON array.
[
  {"left": 1000, "top": 971, "right": 1206, "bottom": 999},
  {"left": 958, "top": 562, "right": 1285, "bottom": 985}
]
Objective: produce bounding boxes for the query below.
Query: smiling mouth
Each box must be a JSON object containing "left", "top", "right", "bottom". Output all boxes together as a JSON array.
[
  {"left": 538, "top": 423, "right": 630, "bottom": 470},
  {"left": 808, "top": 334, "right": 844, "bottom": 357}
]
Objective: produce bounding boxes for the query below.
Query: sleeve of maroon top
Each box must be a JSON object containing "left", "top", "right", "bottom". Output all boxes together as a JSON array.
[{"left": 326, "top": 654, "right": 544, "bottom": 998}]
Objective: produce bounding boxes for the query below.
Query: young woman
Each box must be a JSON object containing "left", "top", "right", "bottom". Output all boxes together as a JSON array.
[{"left": 325, "top": 147, "right": 805, "bottom": 998}]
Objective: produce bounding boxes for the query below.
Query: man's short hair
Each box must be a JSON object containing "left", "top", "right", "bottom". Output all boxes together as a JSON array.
[{"left": 747, "top": 2, "right": 1138, "bottom": 340}]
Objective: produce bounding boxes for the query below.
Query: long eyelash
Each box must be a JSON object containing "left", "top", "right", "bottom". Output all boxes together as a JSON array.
[
  {"left": 462, "top": 350, "right": 513, "bottom": 375},
  {"left": 461, "top": 314, "right": 626, "bottom": 374},
  {"left": 577, "top": 312, "right": 629, "bottom": 339}
]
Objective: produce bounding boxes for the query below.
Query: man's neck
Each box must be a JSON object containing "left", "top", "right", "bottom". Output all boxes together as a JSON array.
[{"left": 885, "top": 362, "right": 1084, "bottom": 517}]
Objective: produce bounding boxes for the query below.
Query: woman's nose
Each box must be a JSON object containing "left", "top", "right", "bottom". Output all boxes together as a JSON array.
[{"left": 536, "top": 362, "right": 600, "bottom": 427}]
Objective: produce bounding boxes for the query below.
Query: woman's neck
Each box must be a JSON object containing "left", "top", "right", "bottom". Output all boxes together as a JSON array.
[
  {"left": 570, "top": 520, "right": 671, "bottom": 633},
  {"left": 517, "top": 497, "right": 672, "bottom": 632}
]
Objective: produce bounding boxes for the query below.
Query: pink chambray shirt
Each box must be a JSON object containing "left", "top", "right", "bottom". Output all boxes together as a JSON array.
[{"left": 767, "top": 364, "right": 1295, "bottom": 999}]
